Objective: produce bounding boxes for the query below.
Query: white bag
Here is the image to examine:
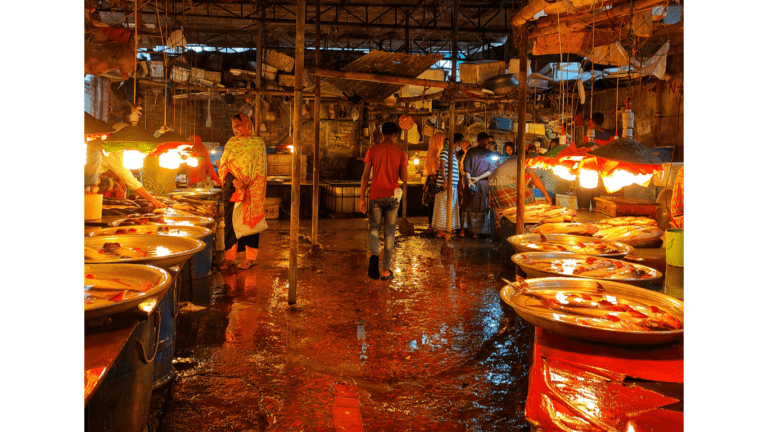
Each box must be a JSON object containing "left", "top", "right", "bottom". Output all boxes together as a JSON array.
[{"left": 232, "top": 201, "right": 268, "bottom": 239}]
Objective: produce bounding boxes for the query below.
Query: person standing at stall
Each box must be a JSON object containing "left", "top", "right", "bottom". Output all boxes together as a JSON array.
[
  {"left": 582, "top": 113, "right": 615, "bottom": 148},
  {"left": 461, "top": 132, "right": 494, "bottom": 238},
  {"left": 359, "top": 121, "right": 408, "bottom": 280},
  {"left": 432, "top": 133, "right": 461, "bottom": 238},
  {"left": 98, "top": 123, "right": 166, "bottom": 209},
  {"left": 422, "top": 132, "right": 444, "bottom": 232},
  {"left": 186, "top": 135, "right": 221, "bottom": 188},
  {"left": 219, "top": 113, "right": 267, "bottom": 271}
]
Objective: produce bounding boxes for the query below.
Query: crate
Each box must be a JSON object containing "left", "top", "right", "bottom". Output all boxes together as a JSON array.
[
  {"left": 265, "top": 204, "right": 280, "bottom": 219},
  {"left": 594, "top": 197, "right": 659, "bottom": 218},
  {"left": 190, "top": 68, "right": 206, "bottom": 83},
  {"left": 459, "top": 60, "right": 506, "bottom": 85},
  {"left": 262, "top": 64, "right": 278, "bottom": 81},
  {"left": 267, "top": 154, "right": 308, "bottom": 177},
  {"left": 322, "top": 181, "right": 368, "bottom": 214},
  {"left": 170, "top": 66, "right": 189, "bottom": 83},
  {"left": 203, "top": 71, "right": 221, "bottom": 84},
  {"left": 265, "top": 49, "right": 295, "bottom": 73},
  {"left": 556, "top": 194, "right": 578, "bottom": 210},
  {"left": 278, "top": 74, "right": 294, "bottom": 88},
  {"left": 149, "top": 60, "right": 165, "bottom": 79}
]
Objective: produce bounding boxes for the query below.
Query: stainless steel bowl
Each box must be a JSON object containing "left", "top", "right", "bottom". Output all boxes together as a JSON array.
[
  {"left": 89, "top": 225, "right": 212, "bottom": 241},
  {"left": 508, "top": 234, "right": 634, "bottom": 258},
  {"left": 512, "top": 252, "right": 662, "bottom": 287},
  {"left": 500, "top": 277, "right": 683, "bottom": 345},
  {"left": 84, "top": 263, "right": 172, "bottom": 320},
  {"left": 84, "top": 234, "right": 205, "bottom": 268}
]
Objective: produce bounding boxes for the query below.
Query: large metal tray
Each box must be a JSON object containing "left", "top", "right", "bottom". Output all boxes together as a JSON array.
[
  {"left": 508, "top": 234, "right": 634, "bottom": 258},
  {"left": 500, "top": 277, "right": 684, "bottom": 345},
  {"left": 84, "top": 263, "right": 171, "bottom": 320},
  {"left": 109, "top": 215, "right": 215, "bottom": 228},
  {"left": 171, "top": 188, "right": 222, "bottom": 200},
  {"left": 89, "top": 225, "right": 212, "bottom": 241},
  {"left": 84, "top": 234, "right": 205, "bottom": 268},
  {"left": 512, "top": 252, "right": 662, "bottom": 287}
]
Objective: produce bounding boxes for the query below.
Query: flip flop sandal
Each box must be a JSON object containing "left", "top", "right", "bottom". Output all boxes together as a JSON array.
[
  {"left": 368, "top": 255, "right": 380, "bottom": 279},
  {"left": 380, "top": 271, "right": 393, "bottom": 281},
  {"left": 237, "top": 260, "right": 257, "bottom": 270},
  {"left": 219, "top": 260, "right": 235, "bottom": 270}
]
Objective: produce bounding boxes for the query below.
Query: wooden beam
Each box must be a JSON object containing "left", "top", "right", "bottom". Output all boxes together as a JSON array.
[
  {"left": 515, "top": 20, "right": 528, "bottom": 235},
  {"left": 529, "top": 0, "right": 666, "bottom": 39},
  {"left": 312, "top": 0, "right": 321, "bottom": 247},
  {"left": 288, "top": 0, "right": 305, "bottom": 306},
  {"left": 311, "top": 68, "right": 481, "bottom": 92}
]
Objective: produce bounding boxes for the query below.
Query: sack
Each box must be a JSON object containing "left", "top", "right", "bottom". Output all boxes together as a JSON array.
[{"left": 232, "top": 201, "right": 268, "bottom": 239}]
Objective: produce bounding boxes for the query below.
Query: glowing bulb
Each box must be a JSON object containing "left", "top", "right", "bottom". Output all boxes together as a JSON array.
[
  {"left": 186, "top": 157, "right": 199, "bottom": 167},
  {"left": 552, "top": 165, "right": 576, "bottom": 181},
  {"left": 491, "top": 155, "right": 499, "bottom": 162},
  {"left": 579, "top": 169, "right": 599, "bottom": 189},
  {"left": 159, "top": 149, "right": 184, "bottom": 169},
  {"left": 210, "top": 150, "right": 216, "bottom": 154},
  {"left": 123, "top": 150, "right": 146, "bottom": 169},
  {"left": 288, "top": 145, "right": 294, "bottom": 154},
  {"left": 413, "top": 157, "right": 420, "bottom": 165},
  {"left": 602, "top": 170, "right": 653, "bottom": 193}
]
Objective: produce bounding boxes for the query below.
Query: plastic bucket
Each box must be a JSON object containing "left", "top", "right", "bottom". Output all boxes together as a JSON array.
[
  {"left": 84, "top": 194, "right": 103, "bottom": 221},
  {"left": 665, "top": 228, "right": 684, "bottom": 267}
]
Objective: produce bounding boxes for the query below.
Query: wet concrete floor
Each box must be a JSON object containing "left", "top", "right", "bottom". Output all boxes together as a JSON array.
[{"left": 150, "top": 217, "right": 535, "bottom": 431}]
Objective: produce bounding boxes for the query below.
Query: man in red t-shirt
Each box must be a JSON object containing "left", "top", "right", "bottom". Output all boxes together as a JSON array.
[{"left": 360, "top": 122, "right": 408, "bottom": 280}]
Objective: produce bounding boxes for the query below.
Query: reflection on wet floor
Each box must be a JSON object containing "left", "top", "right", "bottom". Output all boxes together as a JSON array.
[{"left": 151, "top": 217, "right": 534, "bottom": 431}]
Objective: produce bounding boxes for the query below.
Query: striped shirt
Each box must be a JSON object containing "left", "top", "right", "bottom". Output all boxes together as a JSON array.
[{"left": 436, "top": 147, "right": 460, "bottom": 189}]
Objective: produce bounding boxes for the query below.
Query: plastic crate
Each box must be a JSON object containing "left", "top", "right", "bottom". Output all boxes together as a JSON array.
[{"left": 322, "top": 181, "right": 368, "bottom": 214}]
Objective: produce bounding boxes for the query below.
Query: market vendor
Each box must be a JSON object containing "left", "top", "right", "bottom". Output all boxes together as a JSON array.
[
  {"left": 186, "top": 135, "right": 221, "bottom": 188},
  {"left": 582, "top": 112, "right": 615, "bottom": 148},
  {"left": 488, "top": 155, "right": 551, "bottom": 229},
  {"left": 98, "top": 123, "right": 166, "bottom": 209}
]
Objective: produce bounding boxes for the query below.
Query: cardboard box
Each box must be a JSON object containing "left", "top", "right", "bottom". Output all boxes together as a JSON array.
[
  {"left": 507, "top": 59, "right": 532, "bottom": 75},
  {"left": 278, "top": 74, "right": 294, "bottom": 88},
  {"left": 459, "top": 60, "right": 506, "bottom": 85},
  {"left": 203, "top": 71, "right": 221, "bottom": 84},
  {"left": 400, "top": 69, "right": 445, "bottom": 96},
  {"left": 594, "top": 197, "right": 659, "bottom": 218},
  {"left": 265, "top": 204, "right": 280, "bottom": 219},
  {"left": 265, "top": 49, "right": 295, "bottom": 73},
  {"left": 262, "top": 64, "right": 278, "bottom": 81},
  {"left": 170, "top": 66, "right": 189, "bottom": 83},
  {"left": 556, "top": 194, "right": 578, "bottom": 210},
  {"left": 190, "top": 68, "right": 206, "bottom": 83}
]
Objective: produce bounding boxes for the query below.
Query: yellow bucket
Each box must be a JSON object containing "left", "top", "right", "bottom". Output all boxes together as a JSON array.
[
  {"left": 84, "top": 194, "right": 103, "bottom": 221},
  {"left": 665, "top": 228, "right": 683, "bottom": 267}
]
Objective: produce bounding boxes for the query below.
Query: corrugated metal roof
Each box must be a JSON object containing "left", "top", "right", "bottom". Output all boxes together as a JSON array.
[{"left": 324, "top": 50, "right": 444, "bottom": 104}]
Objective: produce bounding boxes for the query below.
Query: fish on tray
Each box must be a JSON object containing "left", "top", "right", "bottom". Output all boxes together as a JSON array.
[
  {"left": 518, "top": 254, "right": 653, "bottom": 279},
  {"left": 508, "top": 276, "right": 682, "bottom": 332},
  {"left": 522, "top": 234, "right": 622, "bottom": 255},
  {"left": 84, "top": 242, "right": 150, "bottom": 260},
  {"left": 84, "top": 273, "right": 161, "bottom": 307}
]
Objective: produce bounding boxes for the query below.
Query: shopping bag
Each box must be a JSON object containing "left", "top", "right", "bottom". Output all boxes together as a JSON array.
[{"left": 233, "top": 201, "right": 268, "bottom": 239}]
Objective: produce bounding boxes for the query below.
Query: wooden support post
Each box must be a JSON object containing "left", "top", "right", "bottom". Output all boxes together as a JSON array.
[
  {"left": 254, "top": 1, "right": 264, "bottom": 135},
  {"left": 288, "top": 0, "right": 305, "bottom": 306},
  {"left": 654, "top": 79, "right": 662, "bottom": 146},
  {"left": 444, "top": 0, "right": 458, "bottom": 248},
  {"left": 312, "top": 0, "right": 321, "bottom": 246},
  {"left": 515, "top": 21, "right": 528, "bottom": 235}
]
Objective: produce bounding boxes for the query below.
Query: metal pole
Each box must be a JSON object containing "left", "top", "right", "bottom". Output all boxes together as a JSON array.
[
  {"left": 311, "top": 0, "right": 321, "bottom": 246},
  {"left": 515, "top": 19, "right": 528, "bottom": 235},
  {"left": 401, "top": 13, "right": 410, "bottom": 219},
  {"left": 288, "top": 0, "right": 305, "bottom": 305}
]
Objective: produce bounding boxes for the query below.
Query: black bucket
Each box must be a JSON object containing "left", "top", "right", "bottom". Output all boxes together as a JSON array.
[
  {"left": 152, "top": 279, "right": 180, "bottom": 389},
  {"left": 86, "top": 313, "right": 160, "bottom": 432}
]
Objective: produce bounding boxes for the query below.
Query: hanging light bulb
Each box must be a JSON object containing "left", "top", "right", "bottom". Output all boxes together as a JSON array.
[
  {"left": 579, "top": 169, "right": 599, "bottom": 189},
  {"left": 159, "top": 148, "right": 184, "bottom": 169},
  {"left": 552, "top": 165, "right": 576, "bottom": 181},
  {"left": 123, "top": 150, "right": 147, "bottom": 169},
  {"left": 602, "top": 169, "right": 653, "bottom": 193},
  {"left": 413, "top": 157, "right": 420, "bottom": 165}
]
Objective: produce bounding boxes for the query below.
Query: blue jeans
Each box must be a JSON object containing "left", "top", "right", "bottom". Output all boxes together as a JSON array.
[{"left": 368, "top": 197, "right": 399, "bottom": 271}]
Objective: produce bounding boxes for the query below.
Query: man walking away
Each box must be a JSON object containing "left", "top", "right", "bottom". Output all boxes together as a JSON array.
[{"left": 359, "top": 122, "right": 408, "bottom": 280}]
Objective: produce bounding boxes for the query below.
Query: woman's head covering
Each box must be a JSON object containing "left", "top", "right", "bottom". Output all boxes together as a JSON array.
[
  {"left": 430, "top": 132, "right": 445, "bottom": 150},
  {"left": 232, "top": 113, "right": 255, "bottom": 137}
]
